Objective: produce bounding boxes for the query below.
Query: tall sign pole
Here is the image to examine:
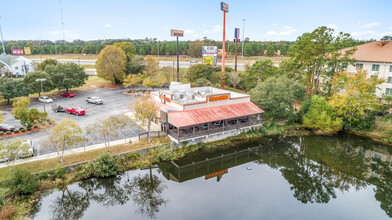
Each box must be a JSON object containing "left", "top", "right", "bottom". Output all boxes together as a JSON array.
[
  {"left": 220, "top": 2, "right": 229, "bottom": 88},
  {"left": 171, "top": 29, "right": 184, "bottom": 82},
  {"left": 0, "top": 16, "right": 5, "bottom": 55},
  {"left": 234, "top": 28, "right": 240, "bottom": 72}
]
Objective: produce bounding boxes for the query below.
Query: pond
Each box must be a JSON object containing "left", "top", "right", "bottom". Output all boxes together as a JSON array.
[{"left": 31, "top": 134, "right": 392, "bottom": 220}]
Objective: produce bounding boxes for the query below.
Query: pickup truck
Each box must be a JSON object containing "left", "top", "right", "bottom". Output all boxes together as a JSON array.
[
  {"left": 66, "top": 106, "right": 86, "bottom": 116},
  {"left": 86, "top": 96, "right": 103, "bottom": 104}
]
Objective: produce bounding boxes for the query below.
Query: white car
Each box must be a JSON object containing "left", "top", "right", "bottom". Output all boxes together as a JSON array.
[
  {"left": 86, "top": 96, "right": 103, "bottom": 104},
  {"left": 39, "top": 96, "right": 53, "bottom": 103}
]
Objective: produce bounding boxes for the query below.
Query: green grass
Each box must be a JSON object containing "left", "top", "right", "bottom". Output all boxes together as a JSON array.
[{"left": 0, "top": 136, "right": 170, "bottom": 182}]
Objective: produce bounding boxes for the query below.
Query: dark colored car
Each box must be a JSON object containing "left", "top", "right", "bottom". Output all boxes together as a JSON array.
[
  {"left": 52, "top": 105, "right": 66, "bottom": 113},
  {"left": 62, "top": 92, "right": 75, "bottom": 98},
  {"left": 0, "top": 124, "right": 15, "bottom": 132}
]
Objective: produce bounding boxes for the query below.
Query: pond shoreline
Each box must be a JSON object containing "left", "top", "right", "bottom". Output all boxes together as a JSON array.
[{"left": 1, "top": 124, "right": 389, "bottom": 219}]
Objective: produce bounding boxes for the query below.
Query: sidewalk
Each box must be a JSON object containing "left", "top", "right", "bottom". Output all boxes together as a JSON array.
[
  {"left": 0, "top": 136, "right": 139, "bottom": 168},
  {"left": 125, "top": 112, "right": 160, "bottom": 132}
]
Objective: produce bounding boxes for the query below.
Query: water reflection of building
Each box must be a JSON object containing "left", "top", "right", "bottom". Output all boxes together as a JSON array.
[
  {"left": 360, "top": 143, "right": 392, "bottom": 178},
  {"left": 159, "top": 146, "right": 261, "bottom": 183}
]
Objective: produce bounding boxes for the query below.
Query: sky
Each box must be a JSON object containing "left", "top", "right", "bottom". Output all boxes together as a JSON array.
[{"left": 1, "top": 0, "right": 392, "bottom": 42}]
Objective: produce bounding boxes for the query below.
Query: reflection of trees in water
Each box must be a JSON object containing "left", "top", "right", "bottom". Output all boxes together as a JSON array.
[
  {"left": 126, "top": 167, "right": 168, "bottom": 219},
  {"left": 371, "top": 161, "right": 392, "bottom": 217},
  {"left": 257, "top": 135, "right": 370, "bottom": 204},
  {"left": 49, "top": 188, "right": 90, "bottom": 220},
  {"left": 46, "top": 169, "right": 167, "bottom": 220}
]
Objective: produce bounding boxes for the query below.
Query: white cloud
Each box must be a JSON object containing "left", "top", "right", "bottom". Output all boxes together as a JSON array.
[
  {"left": 379, "top": 31, "right": 392, "bottom": 36},
  {"left": 192, "top": 34, "right": 199, "bottom": 38},
  {"left": 326, "top": 24, "right": 338, "bottom": 30},
  {"left": 351, "top": 30, "right": 376, "bottom": 37},
  {"left": 272, "top": 23, "right": 277, "bottom": 26},
  {"left": 213, "top": 25, "right": 222, "bottom": 32},
  {"left": 185, "top": 29, "right": 194, "bottom": 34},
  {"left": 47, "top": 30, "right": 79, "bottom": 40},
  {"left": 105, "top": 24, "right": 112, "bottom": 28},
  {"left": 361, "top": 22, "right": 380, "bottom": 28},
  {"left": 266, "top": 26, "right": 297, "bottom": 36}
]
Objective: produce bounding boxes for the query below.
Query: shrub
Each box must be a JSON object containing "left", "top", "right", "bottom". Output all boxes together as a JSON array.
[
  {"left": 54, "top": 167, "right": 66, "bottom": 180},
  {"left": 76, "top": 152, "right": 119, "bottom": 180},
  {"left": 7, "top": 167, "right": 39, "bottom": 196},
  {"left": 20, "top": 128, "right": 25, "bottom": 132},
  {"left": 0, "top": 131, "right": 4, "bottom": 136},
  {"left": 13, "top": 129, "right": 19, "bottom": 134},
  {"left": 37, "top": 171, "right": 53, "bottom": 181},
  {"left": 34, "top": 125, "right": 38, "bottom": 129},
  {"left": 5, "top": 131, "right": 11, "bottom": 135},
  {"left": 27, "top": 127, "right": 31, "bottom": 131},
  {"left": 148, "top": 146, "right": 174, "bottom": 163}
]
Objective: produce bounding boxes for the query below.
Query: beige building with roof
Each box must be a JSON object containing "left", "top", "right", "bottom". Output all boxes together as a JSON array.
[
  {"left": 0, "top": 55, "right": 35, "bottom": 76},
  {"left": 343, "top": 41, "right": 392, "bottom": 97}
]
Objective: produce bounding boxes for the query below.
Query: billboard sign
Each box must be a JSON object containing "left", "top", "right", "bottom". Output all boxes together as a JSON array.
[
  {"left": 24, "top": 47, "right": 31, "bottom": 55},
  {"left": 220, "top": 2, "right": 229, "bottom": 12},
  {"left": 171, "top": 29, "right": 184, "bottom": 37},
  {"left": 202, "top": 46, "right": 217, "bottom": 67},
  {"left": 234, "top": 28, "right": 240, "bottom": 39},
  {"left": 11, "top": 49, "right": 24, "bottom": 55}
]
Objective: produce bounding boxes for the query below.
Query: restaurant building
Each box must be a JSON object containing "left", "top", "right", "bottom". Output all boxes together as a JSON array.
[{"left": 151, "top": 82, "right": 264, "bottom": 144}]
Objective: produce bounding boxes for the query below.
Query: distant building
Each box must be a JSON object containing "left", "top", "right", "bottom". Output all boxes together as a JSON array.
[
  {"left": 342, "top": 41, "right": 392, "bottom": 97},
  {"left": 152, "top": 82, "right": 264, "bottom": 144},
  {"left": 0, "top": 55, "right": 35, "bottom": 76}
]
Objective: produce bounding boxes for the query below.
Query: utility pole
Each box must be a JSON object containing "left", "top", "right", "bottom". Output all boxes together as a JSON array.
[
  {"left": 0, "top": 16, "right": 6, "bottom": 55},
  {"left": 242, "top": 19, "right": 245, "bottom": 63},
  {"left": 158, "top": 41, "right": 160, "bottom": 57}
]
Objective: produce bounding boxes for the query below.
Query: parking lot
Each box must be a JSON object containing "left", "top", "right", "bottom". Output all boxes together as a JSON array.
[{"left": 1, "top": 87, "right": 146, "bottom": 155}]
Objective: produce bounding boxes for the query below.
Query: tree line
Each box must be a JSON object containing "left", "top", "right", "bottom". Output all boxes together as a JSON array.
[{"left": 3, "top": 37, "right": 370, "bottom": 57}]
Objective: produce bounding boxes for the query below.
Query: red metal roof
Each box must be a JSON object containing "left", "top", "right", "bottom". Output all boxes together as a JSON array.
[{"left": 167, "top": 102, "right": 264, "bottom": 127}]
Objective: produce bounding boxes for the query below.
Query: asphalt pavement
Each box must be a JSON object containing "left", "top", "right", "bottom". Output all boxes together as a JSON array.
[{"left": 1, "top": 88, "right": 145, "bottom": 155}]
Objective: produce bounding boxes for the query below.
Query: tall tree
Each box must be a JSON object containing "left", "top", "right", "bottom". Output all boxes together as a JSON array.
[
  {"left": 329, "top": 71, "right": 385, "bottom": 129},
  {"left": 0, "top": 78, "right": 31, "bottom": 103},
  {"left": 12, "top": 98, "right": 47, "bottom": 127},
  {"left": 113, "top": 42, "right": 136, "bottom": 57},
  {"left": 143, "top": 55, "right": 159, "bottom": 78},
  {"left": 126, "top": 55, "right": 145, "bottom": 75},
  {"left": 45, "top": 63, "right": 88, "bottom": 93},
  {"left": 134, "top": 95, "right": 159, "bottom": 143},
  {"left": 36, "top": 59, "right": 58, "bottom": 71},
  {"left": 96, "top": 45, "right": 127, "bottom": 84},
  {"left": 288, "top": 26, "right": 356, "bottom": 94},
  {"left": 0, "top": 139, "right": 31, "bottom": 172},
  {"left": 250, "top": 75, "right": 305, "bottom": 122},
  {"left": 23, "top": 71, "right": 53, "bottom": 97},
  {"left": 243, "top": 59, "right": 279, "bottom": 90},
  {"left": 46, "top": 118, "right": 87, "bottom": 162},
  {"left": 187, "top": 41, "right": 203, "bottom": 57},
  {"left": 86, "top": 115, "right": 127, "bottom": 148},
  {"left": 266, "top": 44, "right": 276, "bottom": 57}
]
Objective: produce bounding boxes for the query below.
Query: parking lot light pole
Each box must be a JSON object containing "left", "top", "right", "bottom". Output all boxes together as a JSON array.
[{"left": 36, "top": 78, "right": 47, "bottom": 112}]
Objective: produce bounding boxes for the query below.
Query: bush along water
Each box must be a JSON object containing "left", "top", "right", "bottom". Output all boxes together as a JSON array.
[{"left": 76, "top": 152, "right": 120, "bottom": 180}]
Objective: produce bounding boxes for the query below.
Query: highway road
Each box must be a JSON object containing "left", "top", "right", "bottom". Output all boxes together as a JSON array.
[{"left": 31, "top": 59, "right": 248, "bottom": 71}]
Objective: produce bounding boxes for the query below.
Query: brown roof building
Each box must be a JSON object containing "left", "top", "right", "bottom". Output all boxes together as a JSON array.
[{"left": 344, "top": 41, "right": 392, "bottom": 97}]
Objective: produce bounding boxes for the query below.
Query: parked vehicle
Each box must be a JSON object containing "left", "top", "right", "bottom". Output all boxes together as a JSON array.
[
  {"left": 66, "top": 106, "right": 86, "bottom": 116},
  {"left": 0, "top": 140, "right": 33, "bottom": 163},
  {"left": 39, "top": 96, "right": 53, "bottom": 103},
  {"left": 86, "top": 96, "right": 103, "bottom": 104},
  {"left": 62, "top": 92, "right": 75, "bottom": 98},
  {"left": 162, "top": 83, "right": 169, "bottom": 88},
  {"left": 0, "top": 124, "right": 15, "bottom": 132},
  {"left": 52, "top": 105, "right": 66, "bottom": 113}
]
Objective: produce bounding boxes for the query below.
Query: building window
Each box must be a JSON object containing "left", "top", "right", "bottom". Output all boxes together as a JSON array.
[
  {"left": 15, "top": 67, "right": 18, "bottom": 70},
  {"left": 390, "top": 65, "right": 392, "bottom": 72},
  {"left": 356, "top": 63, "right": 363, "bottom": 70},
  {"left": 388, "top": 77, "right": 392, "bottom": 83},
  {"left": 372, "top": 64, "right": 380, "bottom": 72},
  {"left": 386, "top": 88, "right": 392, "bottom": 95}
]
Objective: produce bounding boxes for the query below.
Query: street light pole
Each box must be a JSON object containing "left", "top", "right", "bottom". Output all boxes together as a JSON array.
[
  {"left": 36, "top": 78, "right": 47, "bottom": 112},
  {"left": 242, "top": 19, "right": 245, "bottom": 63},
  {"left": 0, "top": 16, "right": 6, "bottom": 55}
]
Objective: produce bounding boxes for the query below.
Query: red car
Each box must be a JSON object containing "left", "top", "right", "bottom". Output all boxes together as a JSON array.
[
  {"left": 62, "top": 92, "right": 75, "bottom": 98},
  {"left": 66, "top": 106, "right": 85, "bottom": 116}
]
